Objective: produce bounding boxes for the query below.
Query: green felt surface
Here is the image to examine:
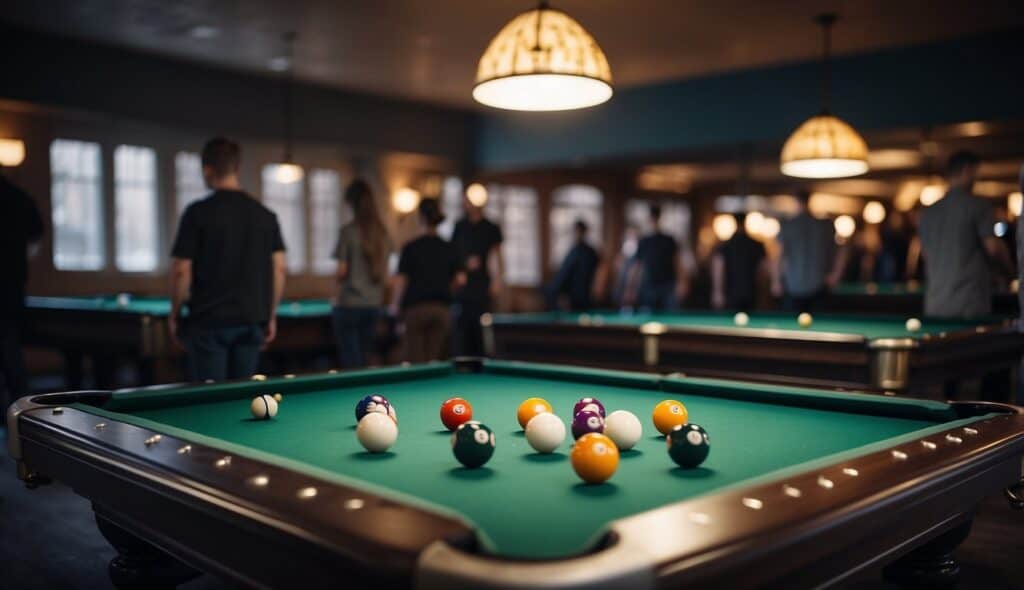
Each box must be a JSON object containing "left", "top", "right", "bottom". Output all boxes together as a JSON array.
[
  {"left": 26, "top": 295, "right": 332, "bottom": 317},
  {"left": 833, "top": 282, "right": 923, "bottom": 296},
  {"left": 78, "top": 363, "right": 970, "bottom": 560},
  {"left": 494, "top": 310, "right": 983, "bottom": 339}
]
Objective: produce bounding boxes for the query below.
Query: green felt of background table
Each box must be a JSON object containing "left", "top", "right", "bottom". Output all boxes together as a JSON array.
[
  {"left": 77, "top": 363, "right": 973, "bottom": 560},
  {"left": 833, "top": 282, "right": 923, "bottom": 296},
  {"left": 27, "top": 295, "right": 331, "bottom": 317},
  {"left": 496, "top": 310, "right": 982, "bottom": 339}
]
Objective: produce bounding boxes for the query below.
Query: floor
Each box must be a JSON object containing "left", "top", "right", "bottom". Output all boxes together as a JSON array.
[{"left": 2, "top": 423, "right": 1022, "bottom": 589}]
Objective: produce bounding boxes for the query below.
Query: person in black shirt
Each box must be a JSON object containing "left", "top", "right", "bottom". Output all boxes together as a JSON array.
[
  {"left": 624, "top": 205, "right": 687, "bottom": 311},
  {"left": 451, "top": 194, "right": 503, "bottom": 356},
  {"left": 548, "top": 219, "right": 601, "bottom": 311},
  {"left": 169, "top": 138, "right": 287, "bottom": 381},
  {"left": 0, "top": 169, "right": 44, "bottom": 408},
  {"left": 390, "top": 199, "right": 465, "bottom": 363},
  {"left": 711, "top": 213, "right": 766, "bottom": 311}
]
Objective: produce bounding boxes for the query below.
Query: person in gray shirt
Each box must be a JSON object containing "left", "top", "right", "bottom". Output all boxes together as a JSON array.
[
  {"left": 771, "top": 189, "right": 846, "bottom": 312},
  {"left": 919, "top": 151, "right": 1011, "bottom": 318},
  {"left": 331, "top": 179, "right": 392, "bottom": 368}
]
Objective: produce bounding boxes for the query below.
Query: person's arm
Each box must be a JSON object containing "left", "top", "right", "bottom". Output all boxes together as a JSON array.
[
  {"left": 488, "top": 242, "right": 504, "bottom": 299},
  {"left": 168, "top": 258, "right": 192, "bottom": 348},
  {"left": 826, "top": 244, "right": 848, "bottom": 289},
  {"left": 710, "top": 252, "right": 726, "bottom": 309},
  {"left": 25, "top": 191, "right": 44, "bottom": 258},
  {"left": 591, "top": 256, "right": 609, "bottom": 305},
  {"left": 906, "top": 236, "right": 921, "bottom": 279},
  {"left": 770, "top": 243, "right": 785, "bottom": 298},
  {"left": 388, "top": 274, "right": 407, "bottom": 317},
  {"left": 674, "top": 251, "right": 689, "bottom": 302},
  {"left": 264, "top": 251, "right": 286, "bottom": 346}
]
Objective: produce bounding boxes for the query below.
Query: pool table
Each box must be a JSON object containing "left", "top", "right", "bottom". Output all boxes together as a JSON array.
[
  {"left": 23, "top": 295, "right": 335, "bottom": 387},
  {"left": 483, "top": 311, "right": 1024, "bottom": 393},
  {"left": 824, "top": 282, "right": 1019, "bottom": 316},
  {"left": 8, "top": 359, "right": 1024, "bottom": 589}
]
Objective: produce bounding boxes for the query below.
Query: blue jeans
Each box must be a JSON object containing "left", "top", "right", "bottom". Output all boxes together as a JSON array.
[
  {"left": 332, "top": 306, "right": 379, "bottom": 369},
  {"left": 185, "top": 324, "right": 264, "bottom": 382},
  {"left": 639, "top": 282, "right": 678, "bottom": 312}
]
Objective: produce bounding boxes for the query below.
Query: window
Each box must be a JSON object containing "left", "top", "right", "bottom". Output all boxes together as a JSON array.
[
  {"left": 439, "top": 176, "right": 464, "bottom": 240},
  {"left": 550, "top": 185, "right": 604, "bottom": 268},
  {"left": 262, "top": 164, "right": 306, "bottom": 273},
  {"left": 50, "top": 139, "right": 104, "bottom": 270},
  {"left": 310, "top": 169, "right": 343, "bottom": 275},
  {"left": 175, "top": 151, "right": 206, "bottom": 215},
  {"left": 113, "top": 145, "right": 160, "bottom": 272},
  {"left": 488, "top": 185, "right": 541, "bottom": 287}
]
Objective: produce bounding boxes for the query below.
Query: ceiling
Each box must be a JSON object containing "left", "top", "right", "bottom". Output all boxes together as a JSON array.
[{"left": 3, "top": 0, "right": 1023, "bottom": 108}]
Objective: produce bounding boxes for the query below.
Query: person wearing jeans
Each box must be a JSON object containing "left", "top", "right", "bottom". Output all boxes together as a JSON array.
[
  {"left": 169, "top": 138, "right": 287, "bottom": 382},
  {"left": 331, "top": 179, "right": 392, "bottom": 369}
]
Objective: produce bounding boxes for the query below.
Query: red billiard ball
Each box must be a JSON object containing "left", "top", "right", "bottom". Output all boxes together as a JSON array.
[{"left": 440, "top": 397, "right": 473, "bottom": 431}]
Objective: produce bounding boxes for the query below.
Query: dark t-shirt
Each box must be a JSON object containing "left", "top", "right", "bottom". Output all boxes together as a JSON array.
[
  {"left": 171, "top": 190, "right": 285, "bottom": 327},
  {"left": 451, "top": 218, "right": 502, "bottom": 302},
  {"left": 552, "top": 242, "right": 599, "bottom": 309},
  {"left": 635, "top": 232, "right": 678, "bottom": 286},
  {"left": 0, "top": 176, "right": 44, "bottom": 315},
  {"left": 716, "top": 232, "right": 764, "bottom": 307},
  {"left": 398, "top": 235, "right": 461, "bottom": 309}
]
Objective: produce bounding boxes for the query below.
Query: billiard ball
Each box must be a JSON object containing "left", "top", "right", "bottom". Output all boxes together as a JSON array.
[
  {"left": 652, "top": 399, "right": 688, "bottom": 435},
  {"left": 906, "top": 317, "right": 922, "bottom": 332},
  {"left": 388, "top": 403, "right": 398, "bottom": 424},
  {"left": 570, "top": 433, "right": 619, "bottom": 484},
  {"left": 517, "top": 397, "right": 553, "bottom": 429},
  {"left": 525, "top": 412, "right": 565, "bottom": 453},
  {"left": 797, "top": 312, "right": 813, "bottom": 328},
  {"left": 355, "top": 394, "right": 391, "bottom": 422},
  {"left": 273, "top": 393, "right": 283, "bottom": 402},
  {"left": 440, "top": 397, "right": 473, "bottom": 431},
  {"left": 733, "top": 312, "right": 750, "bottom": 327},
  {"left": 604, "top": 410, "right": 642, "bottom": 450},
  {"left": 573, "top": 397, "right": 606, "bottom": 418},
  {"left": 667, "top": 423, "right": 710, "bottom": 468},
  {"left": 251, "top": 374, "right": 267, "bottom": 381},
  {"left": 451, "top": 421, "right": 495, "bottom": 468},
  {"left": 572, "top": 410, "right": 604, "bottom": 439},
  {"left": 116, "top": 293, "right": 131, "bottom": 307},
  {"left": 250, "top": 395, "right": 278, "bottom": 420},
  {"left": 356, "top": 412, "right": 398, "bottom": 453}
]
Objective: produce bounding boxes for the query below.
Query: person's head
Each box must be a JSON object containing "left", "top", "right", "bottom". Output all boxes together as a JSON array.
[
  {"left": 794, "top": 188, "right": 812, "bottom": 209},
  {"left": 419, "top": 198, "right": 445, "bottom": 230},
  {"left": 945, "top": 150, "right": 980, "bottom": 189},
  {"left": 649, "top": 204, "right": 662, "bottom": 222},
  {"left": 573, "top": 219, "right": 589, "bottom": 241},
  {"left": 201, "top": 137, "right": 241, "bottom": 189},
  {"left": 732, "top": 212, "right": 747, "bottom": 233}
]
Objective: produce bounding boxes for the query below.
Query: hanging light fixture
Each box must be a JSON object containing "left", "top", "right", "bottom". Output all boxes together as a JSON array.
[
  {"left": 0, "top": 138, "right": 25, "bottom": 167},
  {"left": 473, "top": 1, "right": 613, "bottom": 111},
  {"left": 274, "top": 32, "right": 303, "bottom": 184},
  {"left": 781, "top": 14, "right": 869, "bottom": 179}
]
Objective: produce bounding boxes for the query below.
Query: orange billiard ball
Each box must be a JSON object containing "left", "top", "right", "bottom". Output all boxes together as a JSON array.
[
  {"left": 517, "top": 397, "right": 553, "bottom": 429},
  {"left": 652, "top": 399, "right": 688, "bottom": 436},
  {"left": 440, "top": 397, "right": 473, "bottom": 431},
  {"left": 570, "top": 433, "right": 619, "bottom": 484}
]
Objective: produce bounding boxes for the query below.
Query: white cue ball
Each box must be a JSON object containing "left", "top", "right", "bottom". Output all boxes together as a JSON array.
[
  {"left": 250, "top": 395, "right": 278, "bottom": 420},
  {"left": 906, "top": 318, "right": 922, "bottom": 332},
  {"left": 525, "top": 412, "right": 566, "bottom": 454},
  {"left": 356, "top": 412, "right": 398, "bottom": 453},
  {"left": 604, "top": 410, "right": 642, "bottom": 450},
  {"left": 798, "top": 312, "right": 813, "bottom": 328},
  {"left": 116, "top": 293, "right": 131, "bottom": 307},
  {"left": 733, "top": 312, "right": 750, "bottom": 327}
]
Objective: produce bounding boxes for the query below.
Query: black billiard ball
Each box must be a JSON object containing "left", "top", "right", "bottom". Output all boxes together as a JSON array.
[
  {"left": 667, "top": 423, "right": 710, "bottom": 468},
  {"left": 452, "top": 421, "right": 495, "bottom": 468}
]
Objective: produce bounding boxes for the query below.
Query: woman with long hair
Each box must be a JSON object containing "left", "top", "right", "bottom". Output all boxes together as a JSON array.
[{"left": 331, "top": 179, "right": 392, "bottom": 368}]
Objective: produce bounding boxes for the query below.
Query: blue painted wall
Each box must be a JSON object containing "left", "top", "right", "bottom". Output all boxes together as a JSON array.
[{"left": 475, "top": 30, "right": 1024, "bottom": 171}]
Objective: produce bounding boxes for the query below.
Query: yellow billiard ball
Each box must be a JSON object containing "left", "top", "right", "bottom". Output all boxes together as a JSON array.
[
  {"left": 797, "top": 312, "right": 813, "bottom": 328},
  {"left": 517, "top": 397, "right": 553, "bottom": 429},
  {"left": 570, "top": 433, "right": 619, "bottom": 484},
  {"left": 273, "top": 393, "right": 283, "bottom": 402},
  {"left": 652, "top": 399, "right": 688, "bottom": 436}
]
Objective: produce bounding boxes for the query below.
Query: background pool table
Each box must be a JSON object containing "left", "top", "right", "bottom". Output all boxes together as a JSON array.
[
  {"left": 23, "top": 295, "right": 335, "bottom": 388},
  {"left": 824, "top": 281, "right": 1020, "bottom": 316},
  {"left": 9, "top": 360, "right": 1024, "bottom": 588},
  {"left": 484, "top": 310, "right": 1024, "bottom": 394}
]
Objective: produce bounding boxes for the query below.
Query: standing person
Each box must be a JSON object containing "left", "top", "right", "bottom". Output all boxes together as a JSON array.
[
  {"left": 169, "top": 138, "right": 287, "bottom": 382},
  {"left": 874, "top": 211, "right": 911, "bottom": 283},
  {"left": 451, "top": 192, "right": 503, "bottom": 356},
  {"left": 331, "top": 179, "right": 392, "bottom": 369},
  {"left": 0, "top": 168, "right": 44, "bottom": 408},
  {"left": 390, "top": 199, "right": 464, "bottom": 363},
  {"left": 919, "top": 151, "right": 1012, "bottom": 318},
  {"left": 771, "top": 189, "right": 846, "bottom": 312},
  {"left": 710, "top": 212, "right": 765, "bottom": 311},
  {"left": 624, "top": 205, "right": 688, "bottom": 311},
  {"left": 548, "top": 219, "right": 601, "bottom": 311}
]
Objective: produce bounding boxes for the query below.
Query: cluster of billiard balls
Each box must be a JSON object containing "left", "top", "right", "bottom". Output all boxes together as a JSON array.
[{"left": 732, "top": 311, "right": 923, "bottom": 332}]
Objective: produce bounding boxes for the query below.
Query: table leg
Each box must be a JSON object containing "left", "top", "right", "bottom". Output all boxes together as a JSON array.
[
  {"left": 882, "top": 518, "right": 972, "bottom": 589},
  {"left": 95, "top": 509, "right": 200, "bottom": 589}
]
